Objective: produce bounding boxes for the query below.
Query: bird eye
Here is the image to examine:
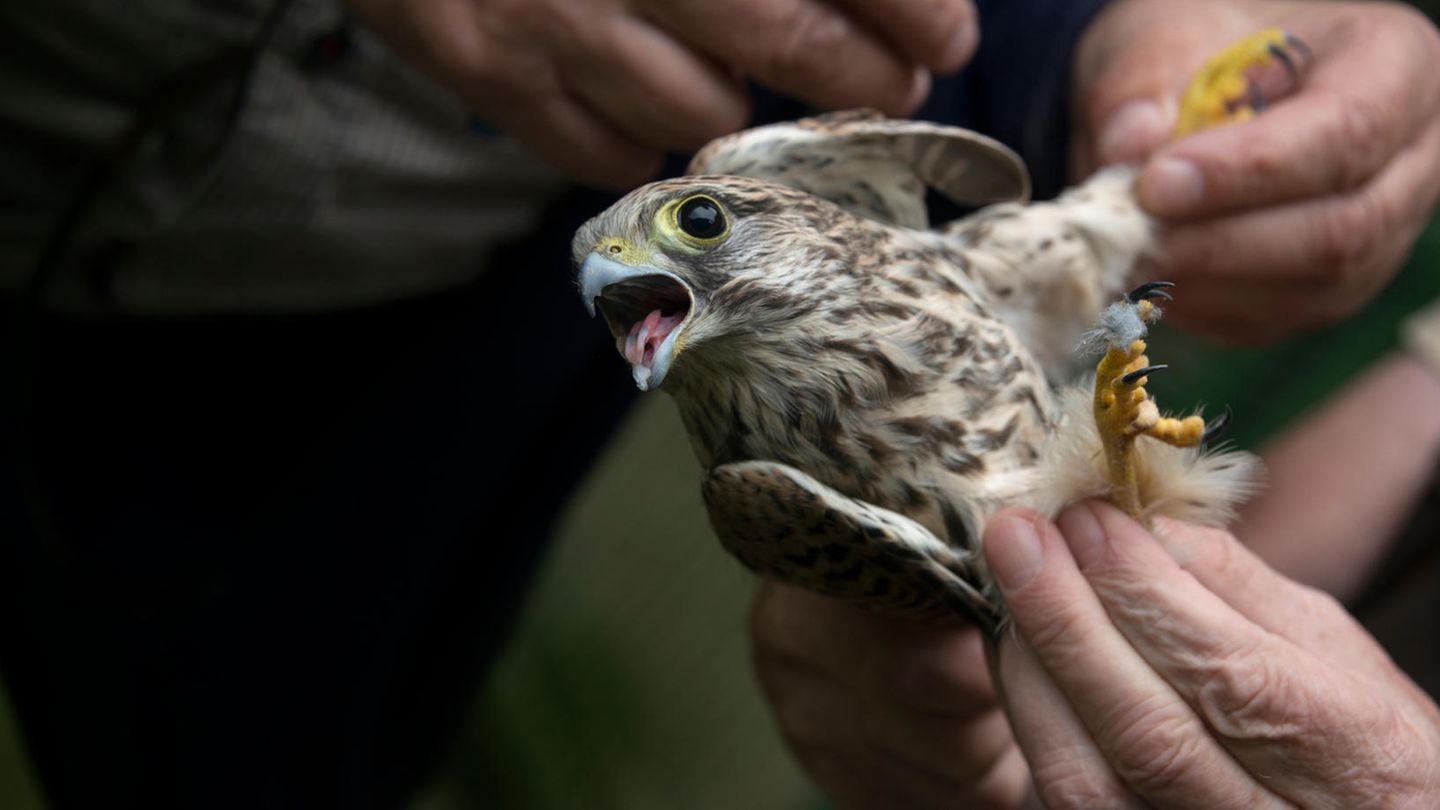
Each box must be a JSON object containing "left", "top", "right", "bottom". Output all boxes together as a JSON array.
[{"left": 676, "top": 196, "right": 727, "bottom": 241}]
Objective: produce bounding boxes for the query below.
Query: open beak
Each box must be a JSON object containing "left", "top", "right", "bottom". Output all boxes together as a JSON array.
[{"left": 579, "top": 252, "right": 695, "bottom": 391}]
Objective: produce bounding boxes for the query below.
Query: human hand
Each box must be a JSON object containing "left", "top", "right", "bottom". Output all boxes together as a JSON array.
[
  {"left": 983, "top": 501, "right": 1440, "bottom": 808},
  {"left": 750, "top": 582, "right": 1031, "bottom": 809},
  {"left": 1073, "top": 0, "right": 1440, "bottom": 344},
  {"left": 344, "top": 0, "right": 978, "bottom": 189}
]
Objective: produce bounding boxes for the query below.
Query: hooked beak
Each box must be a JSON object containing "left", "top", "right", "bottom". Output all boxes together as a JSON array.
[{"left": 578, "top": 252, "right": 695, "bottom": 391}]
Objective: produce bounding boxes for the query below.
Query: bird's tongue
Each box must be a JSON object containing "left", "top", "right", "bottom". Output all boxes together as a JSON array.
[{"left": 623, "top": 308, "right": 685, "bottom": 370}]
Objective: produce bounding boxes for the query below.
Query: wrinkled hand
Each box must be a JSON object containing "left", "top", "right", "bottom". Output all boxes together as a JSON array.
[
  {"left": 344, "top": 0, "right": 977, "bottom": 189},
  {"left": 1074, "top": 0, "right": 1440, "bottom": 344},
  {"left": 984, "top": 501, "right": 1440, "bottom": 808},
  {"left": 750, "top": 582, "right": 1030, "bottom": 809}
]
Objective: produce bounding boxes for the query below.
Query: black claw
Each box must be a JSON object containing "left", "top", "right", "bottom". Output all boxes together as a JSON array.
[
  {"left": 1267, "top": 43, "right": 1299, "bottom": 85},
  {"left": 1202, "top": 405, "right": 1234, "bottom": 444},
  {"left": 1247, "top": 80, "right": 1266, "bottom": 113},
  {"left": 1285, "top": 32, "right": 1313, "bottom": 62},
  {"left": 1120, "top": 364, "right": 1167, "bottom": 386},
  {"left": 1127, "top": 280, "right": 1175, "bottom": 303}
]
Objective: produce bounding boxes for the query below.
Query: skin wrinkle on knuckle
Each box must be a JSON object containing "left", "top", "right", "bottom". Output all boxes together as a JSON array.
[
  {"left": 407, "top": 15, "right": 509, "bottom": 94},
  {"left": 1030, "top": 746, "right": 1131, "bottom": 809},
  {"left": 1326, "top": 91, "right": 1397, "bottom": 193},
  {"left": 1293, "top": 585, "right": 1351, "bottom": 631},
  {"left": 1355, "top": 709, "right": 1422, "bottom": 786},
  {"left": 1110, "top": 715, "right": 1212, "bottom": 799},
  {"left": 1093, "top": 689, "right": 1181, "bottom": 748},
  {"left": 1185, "top": 542, "right": 1281, "bottom": 612},
  {"left": 689, "top": 94, "right": 749, "bottom": 144},
  {"left": 1087, "top": 555, "right": 1172, "bottom": 611},
  {"left": 606, "top": 32, "right": 747, "bottom": 145},
  {"left": 464, "top": 7, "right": 578, "bottom": 98},
  {"left": 765, "top": 7, "right": 855, "bottom": 97},
  {"left": 1194, "top": 648, "right": 1304, "bottom": 744},
  {"left": 1015, "top": 589, "right": 1098, "bottom": 664},
  {"left": 909, "top": 0, "right": 974, "bottom": 70},
  {"left": 1393, "top": 718, "right": 1440, "bottom": 800},
  {"left": 1229, "top": 130, "right": 1299, "bottom": 207},
  {"left": 1036, "top": 778, "right": 1131, "bottom": 810},
  {"left": 1183, "top": 524, "right": 1245, "bottom": 583},
  {"left": 1293, "top": 704, "right": 1428, "bottom": 804},
  {"left": 492, "top": 0, "right": 586, "bottom": 42},
  {"left": 1315, "top": 185, "right": 1389, "bottom": 282},
  {"left": 1156, "top": 229, "right": 1216, "bottom": 282}
]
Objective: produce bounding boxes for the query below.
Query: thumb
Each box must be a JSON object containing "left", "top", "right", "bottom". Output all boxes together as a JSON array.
[{"left": 1075, "top": 7, "right": 1247, "bottom": 168}]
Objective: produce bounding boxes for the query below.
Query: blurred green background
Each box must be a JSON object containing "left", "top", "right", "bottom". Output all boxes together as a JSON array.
[{"left": 4, "top": 2, "right": 1440, "bottom": 802}]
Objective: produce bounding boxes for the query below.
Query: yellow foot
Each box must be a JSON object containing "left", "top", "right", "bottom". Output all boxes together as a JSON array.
[
  {"left": 1174, "top": 28, "right": 1311, "bottom": 137},
  {"left": 1089, "top": 282, "right": 1229, "bottom": 516}
]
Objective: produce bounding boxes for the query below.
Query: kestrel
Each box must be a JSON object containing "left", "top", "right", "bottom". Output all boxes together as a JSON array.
[{"left": 573, "top": 31, "right": 1302, "bottom": 633}]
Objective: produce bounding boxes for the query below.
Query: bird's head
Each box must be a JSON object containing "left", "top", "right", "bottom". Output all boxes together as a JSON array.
[{"left": 574, "top": 175, "right": 858, "bottom": 392}]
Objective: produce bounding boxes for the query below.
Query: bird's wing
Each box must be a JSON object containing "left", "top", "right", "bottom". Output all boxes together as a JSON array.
[
  {"left": 945, "top": 166, "right": 1155, "bottom": 377},
  {"left": 702, "top": 460, "right": 1000, "bottom": 632},
  {"left": 687, "top": 109, "right": 1030, "bottom": 229}
]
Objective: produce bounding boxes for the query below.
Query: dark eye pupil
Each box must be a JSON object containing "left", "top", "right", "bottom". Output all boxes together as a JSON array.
[{"left": 679, "top": 198, "right": 724, "bottom": 239}]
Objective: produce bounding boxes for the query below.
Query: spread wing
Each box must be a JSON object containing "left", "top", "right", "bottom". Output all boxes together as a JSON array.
[
  {"left": 687, "top": 109, "right": 1030, "bottom": 229},
  {"left": 702, "top": 460, "right": 1000, "bottom": 633}
]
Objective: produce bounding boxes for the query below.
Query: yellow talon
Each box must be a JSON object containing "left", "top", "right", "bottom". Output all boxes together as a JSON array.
[
  {"left": 1174, "top": 27, "right": 1305, "bottom": 137},
  {"left": 1149, "top": 415, "right": 1206, "bottom": 447},
  {"left": 1091, "top": 320, "right": 1210, "bottom": 517},
  {"left": 1085, "top": 29, "right": 1295, "bottom": 514},
  {"left": 1095, "top": 339, "right": 1150, "bottom": 515}
]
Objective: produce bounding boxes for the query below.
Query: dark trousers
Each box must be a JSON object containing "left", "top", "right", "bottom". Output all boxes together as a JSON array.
[{"left": 0, "top": 244, "right": 634, "bottom": 808}]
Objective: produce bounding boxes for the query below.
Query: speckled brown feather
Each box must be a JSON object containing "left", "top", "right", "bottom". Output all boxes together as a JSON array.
[{"left": 703, "top": 462, "right": 999, "bottom": 632}]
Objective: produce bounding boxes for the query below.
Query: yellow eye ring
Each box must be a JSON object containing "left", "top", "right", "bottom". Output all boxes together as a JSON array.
[{"left": 673, "top": 195, "right": 729, "bottom": 243}]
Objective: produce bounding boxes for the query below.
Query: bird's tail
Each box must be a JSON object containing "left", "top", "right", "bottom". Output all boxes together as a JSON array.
[{"left": 1049, "top": 165, "right": 1157, "bottom": 301}]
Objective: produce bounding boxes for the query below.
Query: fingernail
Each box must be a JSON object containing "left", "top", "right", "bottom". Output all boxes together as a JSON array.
[
  {"left": 985, "top": 516, "right": 1044, "bottom": 590},
  {"left": 1140, "top": 157, "right": 1205, "bottom": 216},
  {"left": 1057, "top": 503, "right": 1107, "bottom": 569},
  {"left": 1097, "top": 99, "right": 1170, "bottom": 165}
]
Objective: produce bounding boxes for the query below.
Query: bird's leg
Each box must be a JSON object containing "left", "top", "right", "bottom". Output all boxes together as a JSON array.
[
  {"left": 1090, "top": 283, "right": 1227, "bottom": 517},
  {"left": 1085, "top": 29, "right": 1300, "bottom": 515},
  {"left": 1174, "top": 28, "right": 1311, "bottom": 137}
]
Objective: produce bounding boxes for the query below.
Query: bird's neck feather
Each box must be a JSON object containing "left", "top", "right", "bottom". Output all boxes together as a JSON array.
[{"left": 664, "top": 329, "right": 911, "bottom": 473}]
